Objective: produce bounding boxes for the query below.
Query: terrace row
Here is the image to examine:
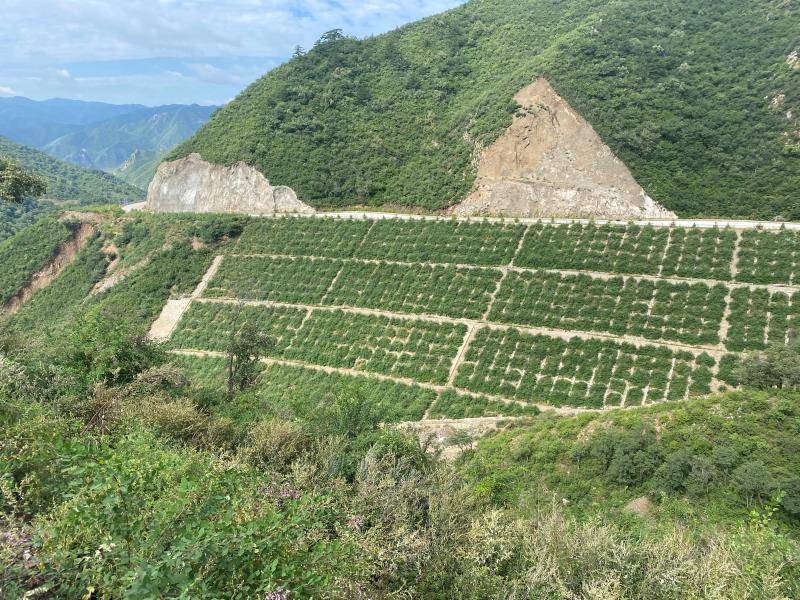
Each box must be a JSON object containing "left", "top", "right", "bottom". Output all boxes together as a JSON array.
[
  {"left": 204, "top": 255, "right": 800, "bottom": 351},
  {"left": 235, "top": 217, "right": 800, "bottom": 286},
  {"left": 169, "top": 301, "right": 717, "bottom": 410}
]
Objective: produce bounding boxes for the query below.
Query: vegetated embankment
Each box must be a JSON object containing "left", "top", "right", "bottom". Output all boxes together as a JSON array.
[{"left": 1, "top": 222, "right": 96, "bottom": 316}]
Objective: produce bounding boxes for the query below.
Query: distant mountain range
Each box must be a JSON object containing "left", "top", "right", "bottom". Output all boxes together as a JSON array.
[{"left": 0, "top": 97, "right": 217, "bottom": 189}]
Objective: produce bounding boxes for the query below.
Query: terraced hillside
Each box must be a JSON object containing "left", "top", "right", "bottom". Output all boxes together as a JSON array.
[{"left": 158, "top": 216, "right": 800, "bottom": 420}]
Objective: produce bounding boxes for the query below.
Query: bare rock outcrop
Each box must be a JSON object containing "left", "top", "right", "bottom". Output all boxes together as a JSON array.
[
  {"left": 452, "top": 78, "right": 675, "bottom": 219},
  {"left": 146, "top": 153, "right": 315, "bottom": 215}
]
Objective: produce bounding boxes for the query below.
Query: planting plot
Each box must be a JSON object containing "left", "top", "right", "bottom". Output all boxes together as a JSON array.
[
  {"left": 236, "top": 217, "right": 372, "bottom": 258},
  {"left": 427, "top": 389, "right": 541, "bottom": 419},
  {"left": 515, "top": 223, "right": 668, "bottom": 275},
  {"left": 284, "top": 309, "right": 466, "bottom": 385},
  {"left": 356, "top": 219, "right": 524, "bottom": 265},
  {"left": 717, "top": 354, "right": 742, "bottom": 388},
  {"left": 736, "top": 229, "right": 800, "bottom": 285},
  {"left": 454, "top": 328, "right": 713, "bottom": 408},
  {"left": 724, "top": 288, "right": 797, "bottom": 351},
  {"left": 490, "top": 271, "right": 726, "bottom": 345},
  {"left": 324, "top": 261, "right": 500, "bottom": 319},
  {"left": 204, "top": 256, "right": 341, "bottom": 304},
  {"left": 660, "top": 228, "right": 736, "bottom": 280},
  {"left": 173, "top": 355, "right": 434, "bottom": 423},
  {"left": 170, "top": 301, "right": 307, "bottom": 353}
]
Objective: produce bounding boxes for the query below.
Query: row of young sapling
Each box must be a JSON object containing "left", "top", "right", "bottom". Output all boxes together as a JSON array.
[
  {"left": 736, "top": 228, "right": 800, "bottom": 285},
  {"left": 453, "top": 328, "right": 715, "bottom": 408},
  {"left": 515, "top": 223, "right": 737, "bottom": 281},
  {"left": 324, "top": 261, "right": 501, "bottom": 320},
  {"left": 725, "top": 287, "right": 798, "bottom": 351},
  {"left": 282, "top": 310, "right": 467, "bottom": 385},
  {"left": 207, "top": 256, "right": 730, "bottom": 346},
  {"left": 234, "top": 217, "right": 800, "bottom": 286},
  {"left": 205, "top": 256, "right": 502, "bottom": 319},
  {"left": 170, "top": 300, "right": 722, "bottom": 411},
  {"left": 490, "top": 271, "right": 727, "bottom": 345}
]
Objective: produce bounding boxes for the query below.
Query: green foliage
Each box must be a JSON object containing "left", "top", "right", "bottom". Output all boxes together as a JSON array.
[
  {"left": 206, "top": 255, "right": 342, "bottom": 304},
  {"left": 0, "top": 217, "right": 73, "bottom": 305},
  {"left": 188, "top": 213, "right": 247, "bottom": 244},
  {"left": 90, "top": 243, "right": 213, "bottom": 331},
  {"left": 735, "top": 339, "right": 800, "bottom": 391},
  {"left": 736, "top": 229, "right": 800, "bottom": 285},
  {"left": 428, "top": 389, "right": 541, "bottom": 419},
  {"left": 0, "top": 135, "right": 143, "bottom": 204},
  {"left": 174, "top": 355, "right": 435, "bottom": 424},
  {"left": 455, "top": 329, "right": 710, "bottom": 407},
  {"left": 52, "top": 308, "right": 166, "bottom": 392},
  {"left": 356, "top": 219, "right": 525, "bottom": 265},
  {"left": 286, "top": 310, "right": 465, "bottom": 385},
  {"left": 466, "top": 390, "right": 800, "bottom": 526},
  {"left": 518, "top": 223, "right": 737, "bottom": 280},
  {"left": 171, "top": 0, "right": 800, "bottom": 218},
  {"left": 325, "top": 260, "right": 500, "bottom": 320},
  {"left": 491, "top": 270, "right": 727, "bottom": 345},
  {"left": 0, "top": 421, "right": 348, "bottom": 597},
  {"left": 226, "top": 316, "right": 275, "bottom": 398},
  {"left": 0, "top": 235, "right": 109, "bottom": 339},
  {"left": 171, "top": 302, "right": 307, "bottom": 354},
  {"left": 0, "top": 155, "right": 46, "bottom": 203},
  {"left": 237, "top": 216, "right": 372, "bottom": 258},
  {"left": 0, "top": 198, "right": 57, "bottom": 243}
]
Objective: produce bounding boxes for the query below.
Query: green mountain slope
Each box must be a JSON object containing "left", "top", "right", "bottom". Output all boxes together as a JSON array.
[
  {"left": 172, "top": 0, "right": 800, "bottom": 218},
  {"left": 111, "top": 148, "right": 164, "bottom": 189},
  {"left": 43, "top": 104, "right": 217, "bottom": 176},
  {"left": 0, "top": 136, "right": 144, "bottom": 205}
]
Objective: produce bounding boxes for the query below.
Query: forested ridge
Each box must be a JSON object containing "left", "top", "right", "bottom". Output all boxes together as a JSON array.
[{"left": 173, "top": 0, "right": 800, "bottom": 218}]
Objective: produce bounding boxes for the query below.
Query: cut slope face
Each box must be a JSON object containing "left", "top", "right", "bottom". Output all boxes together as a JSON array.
[
  {"left": 453, "top": 79, "right": 675, "bottom": 219},
  {"left": 1, "top": 222, "right": 95, "bottom": 316},
  {"left": 146, "top": 153, "right": 314, "bottom": 215}
]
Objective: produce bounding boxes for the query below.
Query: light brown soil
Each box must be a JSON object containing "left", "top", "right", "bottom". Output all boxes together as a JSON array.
[
  {"left": 624, "top": 496, "right": 654, "bottom": 517},
  {"left": 2, "top": 223, "right": 96, "bottom": 316},
  {"left": 452, "top": 79, "right": 675, "bottom": 219}
]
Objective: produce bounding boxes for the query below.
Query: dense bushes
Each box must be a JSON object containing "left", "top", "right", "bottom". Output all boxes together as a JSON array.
[{"left": 2, "top": 349, "right": 800, "bottom": 597}]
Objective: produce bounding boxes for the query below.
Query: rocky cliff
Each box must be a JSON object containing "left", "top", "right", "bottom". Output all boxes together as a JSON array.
[
  {"left": 146, "top": 153, "right": 314, "bottom": 215},
  {"left": 452, "top": 79, "right": 675, "bottom": 220}
]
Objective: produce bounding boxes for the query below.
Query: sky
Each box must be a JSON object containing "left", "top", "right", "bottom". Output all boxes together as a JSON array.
[{"left": 0, "top": 0, "right": 463, "bottom": 106}]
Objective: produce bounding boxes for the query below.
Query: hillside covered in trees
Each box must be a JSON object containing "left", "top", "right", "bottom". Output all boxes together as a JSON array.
[
  {"left": 172, "top": 0, "right": 800, "bottom": 218},
  {"left": 0, "top": 137, "right": 144, "bottom": 205}
]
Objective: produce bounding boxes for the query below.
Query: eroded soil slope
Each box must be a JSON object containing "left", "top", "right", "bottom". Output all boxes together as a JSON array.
[{"left": 453, "top": 79, "right": 675, "bottom": 219}]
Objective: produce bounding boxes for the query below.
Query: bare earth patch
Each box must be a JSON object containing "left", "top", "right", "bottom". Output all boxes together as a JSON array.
[{"left": 452, "top": 78, "right": 675, "bottom": 220}]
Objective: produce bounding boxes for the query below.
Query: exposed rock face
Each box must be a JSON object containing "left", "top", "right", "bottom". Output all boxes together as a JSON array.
[
  {"left": 788, "top": 50, "right": 799, "bottom": 70},
  {"left": 452, "top": 79, "right": 675, "bottom": 219},
  {"left": 146, "top": 153, "right": 315, "bottom": 215}
]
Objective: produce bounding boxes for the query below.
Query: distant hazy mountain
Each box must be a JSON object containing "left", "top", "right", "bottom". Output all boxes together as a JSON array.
[
  {"left": 0, "top": 97, "right": 143, "bottom": 148},
  {"left": 0, "top": 98, "right": 217, "bottom": 189}
]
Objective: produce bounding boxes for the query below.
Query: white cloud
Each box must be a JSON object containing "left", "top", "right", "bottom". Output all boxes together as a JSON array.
[
  {"left": 186, "top": 63, "right": 245, "bottom": 86},
  {"left": 0, "top": 86, "right": 16, "bottom": 95},
  {"left": 0, "top": 0, "right": 464, "bottom": 104}
]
